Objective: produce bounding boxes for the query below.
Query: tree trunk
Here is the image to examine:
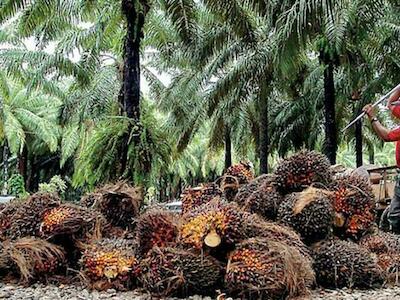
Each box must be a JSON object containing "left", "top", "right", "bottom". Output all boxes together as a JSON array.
[
  {"left": 224, "top": 127, "right": 232, "bottom": 170},
  {"left": 259, "top": 83, "right": 269, "bottom": 174},
  {"left": 18, "top": 146, "right": 28, "bottom": 185},
  {"left": 119, "top": 0, "right": 148, "bottom": 175},
  {"left": 322, "top": 60, "right": 337, "bottom": 165},
  {"left": 2, "top": 143, "right": 8, "bottom": 194},
  {"left": 355, "top": 119, "right": 363, "bottom": 167},
  {"left": 26, "top": 156, "right": 35, "bottom": 192}
]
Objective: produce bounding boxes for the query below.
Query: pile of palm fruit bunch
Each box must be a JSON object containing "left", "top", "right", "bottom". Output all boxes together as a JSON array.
[
  {"left": 229, "top": 149, "right": 388, "bottom": 291},
  {"left": 176, "top": 197, "right": 315, "bottom": 298},
  {"left": 0, "top": 181, "right": 144, "bottom": 287},
  {"left": 2, "top": 150, "right": 399, "bottom": 297}
]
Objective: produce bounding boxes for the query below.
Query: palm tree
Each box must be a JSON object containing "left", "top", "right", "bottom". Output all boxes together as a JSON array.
[
  {"left": 272, "top": 0, "right": 388, "bottom": 164},
  {"left": 0, "top": 71, "right": 61, "bottom": 188},
  {"left": 145, "top": 1, "right": 280, "bottom": 173}
]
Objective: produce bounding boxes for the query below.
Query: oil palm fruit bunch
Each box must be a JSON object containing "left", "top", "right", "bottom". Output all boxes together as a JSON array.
[
  {"left": 225, "top": 161, "right": 255, "bottom": 185},
  {"left": 374, "top": 253, "right": 400, "bottom": 284},
  {"left": 181, "top": 183, "right": 222, "bottom": 215},
  {"left": 237, "top": 177, "right": 283, "bottom": 220},
  {"left": 0, "top": 237, "right": 65, "bottom": 283},
  {"left": 81, "top": 182, "right": 143, "bottom": 229},
  {"left": 234, "top": 174, "right": 270, "bottom": 205},
  {"left": 139, "top": 247, "right": 223, "bottom": 297},
  {"left": 359, "top": 231, "right": 400, "bottom": 284},
  {"left": 312, "top": 239, "right": 383, "bottom": 289},
  {"left": 39, "top": 204, "right": 107, "bottom": 241},
  {"left": 330, "top": 174, "right": 375, "bottom": 239},
  {"left": 179, "top": 199, "right": 246, "bottom": 250},
  {"left": 8, "top": 193, "right": 61, "bottom": 240},
  {"left": 221, "top": 162, "right": 255, "bottom": 201},
  {"left": 135, "top": 209, "right": 178, "bottom": 256},
  {"left": 225, "top": 237, "right": 314, "bottom": 299},
  {"left": 81, "top": 238, "right": 141, "bottom": 291},
  {"left": 359, "top": 231, "right": 400, "bottom": 254},
  {"left": 0, "top": 202, "right": 21, "bottom": 241},
  {"left": 277, "top": 187, "right": 334, "bottom": 244},
  {"left": 274, "top": 150, "right": 332, "bottom": 194}
]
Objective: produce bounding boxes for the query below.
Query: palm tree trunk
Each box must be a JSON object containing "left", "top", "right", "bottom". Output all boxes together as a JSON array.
[
  {"left": 119, "top": 0, "right": 148, "bottom": 175},
  {"left": 259, "top": 84, "right": 269, "bottom": 174},
  {"left": 355, "top": 119, "right": 363, "bottom": 167},
  {"left": 18, "top": 146, "right": 28, "bottom": 184},
  {"left": 322, "top": 60, "right": 337, "bottom": 165},
  {"left": 224, "top": 126, "right": 232, "bottom": 170},
  {"left": 2, "top": 143, "right": 8, "bottom": 194}
]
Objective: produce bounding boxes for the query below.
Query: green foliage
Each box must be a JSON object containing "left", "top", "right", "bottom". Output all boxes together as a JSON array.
[
  {"left": 38, "top": 175, "right": 67, "bottom": 195},
  {"left": 73, "top": 99, "right": 171, "bottom": 189},
  {"left": 8, "top": 174, "right": 28, "bottom": 198}
]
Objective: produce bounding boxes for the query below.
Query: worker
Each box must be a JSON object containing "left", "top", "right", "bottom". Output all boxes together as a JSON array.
[{"left": 363, "top": 89, "right": 400, "bottom": 233}]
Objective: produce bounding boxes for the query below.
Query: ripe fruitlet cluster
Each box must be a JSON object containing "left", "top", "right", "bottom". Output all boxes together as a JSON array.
[
  {"left": 227, "top": 248, "right": 269, "bottom": 285},
  {"left": 274, "top": 150, "right": 332, "bottom": 193},
  {"left": 81, "top": 239, "right": 140, "bottom": 289},
  {"left": 139, "top": 247, "right": 223, "bottom": 297},
  {"left": 181, "top": 183, "right": 222, "bottom": 215},
  {"left": 40, "top": 206, "right": 75, "bottom": 234},
  {"left": 225, "top": 162, "right": 254, "bottom": 185},
  {"left": 225, "top": 238, "right": 314, "bottom": 299},
  {"left": 136, "top": 209, "right": 177, "bottom": 256},
  {"left": 312, "top": 239, "right": 383, "bottom": 289},
  {"left": 277, "top": 188, "right": 334, "bottom": 244},
  {"left": 331, "top": 175, "right": 375, "bottom": 239},
  {"left": 180, "top": 200, "right": 244, "bottom": 249}
]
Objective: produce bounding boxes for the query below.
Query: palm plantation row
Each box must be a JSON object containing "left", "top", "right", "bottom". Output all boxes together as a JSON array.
[{"left": 0, "top": 0, "right": 399, "bottom": 200}]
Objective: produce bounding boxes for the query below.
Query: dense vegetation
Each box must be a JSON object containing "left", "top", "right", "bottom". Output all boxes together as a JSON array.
[{"left": 0, "top": 0, "right": 399, "bottom": 201}]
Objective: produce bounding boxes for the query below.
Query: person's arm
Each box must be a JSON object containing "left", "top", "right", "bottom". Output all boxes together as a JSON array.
[
  {"left": 388, "top": 89, "right": 400, "bottom": 109},
  {"left": 363, "top": 104, "right": 392, "bottom": 141},
  {"left": 388, "top": 89, "right": 400, "bottom": 118},
  {"left": 370, "top": 118, "right": 392, "bottom": 141}
]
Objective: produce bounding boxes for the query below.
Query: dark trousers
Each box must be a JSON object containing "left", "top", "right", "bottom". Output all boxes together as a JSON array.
[{"left": 389, "top": 177, "right": 400, "bottom": 233}]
